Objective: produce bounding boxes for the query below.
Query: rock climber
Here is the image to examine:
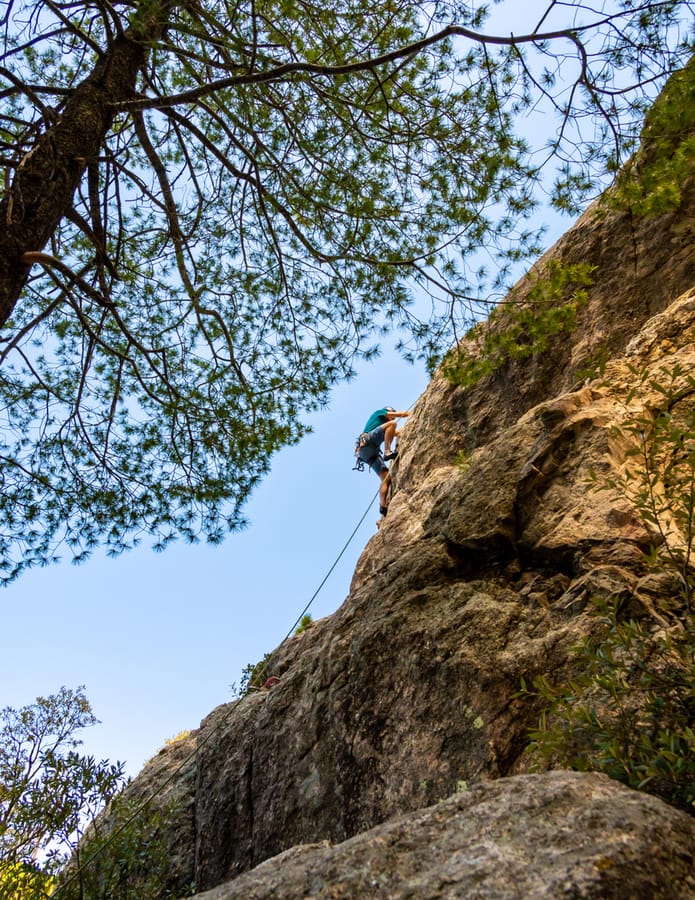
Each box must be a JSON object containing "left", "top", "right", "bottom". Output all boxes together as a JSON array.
[{"left": 355, "top": 407, "right": 410, "bottom": 517}]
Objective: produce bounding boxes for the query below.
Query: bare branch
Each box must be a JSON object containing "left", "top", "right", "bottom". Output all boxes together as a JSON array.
[
  {"left": 40, "top": 0, "right": 103, "bottom": 54},
  {"left": 19, "top": 251, "right": 115, "bottom": 307},
  {"left": 114, "top": 22, "right": 589, "bottom": 112},
  {"left": 0, "top": 66, "right": 59, "bottom": 118}
]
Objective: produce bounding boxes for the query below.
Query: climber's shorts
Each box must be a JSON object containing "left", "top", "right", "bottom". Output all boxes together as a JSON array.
[{"left": 358, "top": 427, "right": 388, "bottom": 475}]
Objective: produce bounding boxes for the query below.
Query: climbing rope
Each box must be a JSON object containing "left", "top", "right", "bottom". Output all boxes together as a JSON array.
[
  {"left": 283, "top": 487, "right": 379, "bottom": 639},
  {"left": 55, "top": 400, "right": 418, "bottom": 894},
  {"left": 52, "top": 486, "right": 381, "bottom": 897}
]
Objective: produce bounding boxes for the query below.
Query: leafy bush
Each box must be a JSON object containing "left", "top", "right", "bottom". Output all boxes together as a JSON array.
[
  {"left": 0, "top": 687, "right": 183, "bottom": 898},
  {"left": 454, "top": 449, "right": 472, "bottom": 473},
  {"left": 0, "top": 860, "right": 53, "bottom": 899},
  {"left": 238, "top": 653, "right": 275, "bottom": 695},
  {"left": 295, "top": 614, "right": 313, "bottom": 634},
  {"left": 523, "top": 598, "right": 694, "bottom": 813},
  {"left": 0, "top": 687, "right": 126, "bottom": 899},
  {"left": 615, "top": 363, "right": 694, "bottom": 608},
  {"left": 609, "top": 56, "right": 695, "bottom": 217},
  {"left": 54, "top": 793, "right": 180, "bottom": 900},
  {"left": 164, "top": 730, "right": 191, "bottom": 746}
]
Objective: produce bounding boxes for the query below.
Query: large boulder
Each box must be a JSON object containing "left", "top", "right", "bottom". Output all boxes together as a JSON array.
[{"left": 189, "top": 772, "right": 695, "bottom": 900}]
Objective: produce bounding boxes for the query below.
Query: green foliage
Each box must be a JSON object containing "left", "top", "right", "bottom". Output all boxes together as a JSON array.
[
  {"left": 239, "top": 653, "right": 275, "bottom": 695},
  {"left": 605, "top": 362, "right": 695, "bottom": 608},
  {"left": 575, "top": 342, "right": 612, "bottom": 382},
  {"left": 609, "top": 56, "right": 695, "bottom": 217},
  {"left": 295, "top": 614, "right": 313, "bottom": 634},
  {"left": 454, "top": 449, "right": 472, "bottom": 473},
  {"left": 442, "top": 260, "right": 596, "bottom": 388},
  {"left": 522, "top": 598, "right": 695, "bottom": 813},
  {"left": 0, "top": 687, "right": 183, "bottom": 899},
  {"left": 164, "top": 730, "right": 191, "bottom": 746},
  {"left": 0, "top": 687, "right": 126, "bottom": 899},
  {"left": 53, "top": 793, "right": 180, "bottom": 900},
  {"left": 0, "top": 861, "right": 53, "bottom": 899}
]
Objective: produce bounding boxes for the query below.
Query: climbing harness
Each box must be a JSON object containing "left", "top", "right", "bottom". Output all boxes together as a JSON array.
[
  {"left": 353, "top": 431, "right": 398, "bottom": 471},
  {"left": 353, "top": 432, "right": 371, "bottom": 471}
]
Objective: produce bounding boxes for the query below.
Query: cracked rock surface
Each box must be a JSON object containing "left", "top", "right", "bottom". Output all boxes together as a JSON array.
[{"left": 190, "top": 771, "right": 695, "bottom": 900}]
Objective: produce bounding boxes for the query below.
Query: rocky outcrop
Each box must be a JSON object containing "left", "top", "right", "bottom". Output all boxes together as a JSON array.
[
  {"left": 185, "top": 291, "right": 695, "bottom": 894},
  {"left": 190, "top": 772, "right": 695, "bottom": 900},
  {"left": 110, "top": 69, "right": 695, "bottom": 899}
]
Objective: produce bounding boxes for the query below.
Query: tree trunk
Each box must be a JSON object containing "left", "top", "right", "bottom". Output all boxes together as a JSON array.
[{"left": 0, "top": 7, "right": 172, "bottom": 328}]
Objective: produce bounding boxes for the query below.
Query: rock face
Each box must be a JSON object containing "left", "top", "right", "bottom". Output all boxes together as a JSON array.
[
  {"left": 116, "top": 71, "right": 695, "bottom": 899},
  {"left": 190, "top": 772, "right": 695, "bottom": 900}
]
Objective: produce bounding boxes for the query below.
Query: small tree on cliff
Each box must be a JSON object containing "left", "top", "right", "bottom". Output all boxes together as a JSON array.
[
  {"left": 0, "top": 687, "right": 126, "bottom": 897},
  {"left": 0, "top": 0, "right": 692, "bottom": 580}
]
